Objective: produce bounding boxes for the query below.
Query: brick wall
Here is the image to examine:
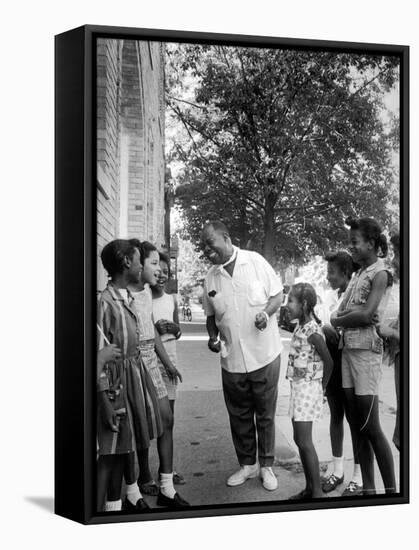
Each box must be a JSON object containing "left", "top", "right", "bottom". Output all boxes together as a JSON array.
[
  {"left": 96, "top": 39, "right": 166, "bottom": 290},
  {"left": 96, "top": 39, "right": 123, "bottom": 290}
]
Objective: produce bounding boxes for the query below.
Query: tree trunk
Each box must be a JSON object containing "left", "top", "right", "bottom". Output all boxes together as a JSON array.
[{"left": 262, "top": 198, "right": 275, "bottom": 265}]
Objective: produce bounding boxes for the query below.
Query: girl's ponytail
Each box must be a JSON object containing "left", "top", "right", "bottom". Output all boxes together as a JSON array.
[
  {"left": 292, "top": 282, "right": 321, "bottom": 324},
  {"left": 313, "top": 310, "right": 322, "bottom": 326},
  {"left": 378, "top": 233, "right": 388, "bottom": 258}
]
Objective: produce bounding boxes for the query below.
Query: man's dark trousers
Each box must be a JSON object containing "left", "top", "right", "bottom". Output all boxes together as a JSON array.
[{"left": 221, "top": 355, "right": 281, "bottom": 467}]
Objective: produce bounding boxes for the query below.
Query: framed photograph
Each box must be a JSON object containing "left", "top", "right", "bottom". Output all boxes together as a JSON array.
[{"left": 55, "top": 25, "right": 409, "bottom": 525}]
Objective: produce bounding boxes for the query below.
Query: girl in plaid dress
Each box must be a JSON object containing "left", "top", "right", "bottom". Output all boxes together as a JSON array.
[
  {"left": 286, "top": 283, "right": 333, "bottom": 499},
  {"left": 97, "top": 239, "right": 162, "bottom": 513}
]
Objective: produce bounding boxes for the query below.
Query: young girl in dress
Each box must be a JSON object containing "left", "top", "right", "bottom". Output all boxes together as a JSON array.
[
  {"left": 152, "top": 252, "right": 185, "bottom": 485},
  {"left": 321, "top": 252, "right": 363, "bottom": 496},
  {"left": 97, "top": 239, "right": 162, "bottom": 512},
  {"left": 127, "top": 239, "right": 189, "bottom": 508},
  {"left": 286, "top": 283, "right": 333, "bottom": 499},
  {"left": 331, "top": 218, "right": 396, "bottom": 494},
  {"left": 377, "top": 233, "right": 400, "bottom": 451}
]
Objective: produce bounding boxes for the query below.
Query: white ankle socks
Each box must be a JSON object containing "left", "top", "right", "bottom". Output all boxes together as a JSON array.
[
  {"left": 105, "top": 499, "right": 122, "bottom": 512},
  {"left": 351, "top": 463, "right": 363, "bottom": 486},
  {"left": 126, "top": 482, "right": 142, "bottom": 505},
  {"left": 159, "top": 472, "right": 176, "bottom": 499},
  {"left": 333, "top": 455, "right": 344, "bottom": 478}
]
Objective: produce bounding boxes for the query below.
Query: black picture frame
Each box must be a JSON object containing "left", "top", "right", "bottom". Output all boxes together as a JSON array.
[{"left": 55, "top": 24, "right": 409, "bottom": 525}]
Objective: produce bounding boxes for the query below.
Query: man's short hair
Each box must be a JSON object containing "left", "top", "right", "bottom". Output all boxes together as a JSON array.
[{"left": 204, "top": 220, "right": 230, "bottom": 235}]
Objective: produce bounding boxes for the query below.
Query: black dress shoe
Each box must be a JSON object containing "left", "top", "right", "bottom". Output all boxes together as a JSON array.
[
  {"left": 156, "top": 491, "right": 190, "bottom": 508},
  {"left": 122, "top": 497, "right": 150, "bottom": 512}
]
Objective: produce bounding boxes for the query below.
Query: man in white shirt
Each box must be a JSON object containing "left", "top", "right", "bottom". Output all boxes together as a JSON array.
[{"left": 201, "top": 221, "right": 283, "bottom": 491}]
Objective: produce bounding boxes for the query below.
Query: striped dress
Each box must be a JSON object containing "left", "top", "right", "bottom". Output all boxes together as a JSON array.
[{"left": 97, "top": 283, "right": 162, "bottom": 455}]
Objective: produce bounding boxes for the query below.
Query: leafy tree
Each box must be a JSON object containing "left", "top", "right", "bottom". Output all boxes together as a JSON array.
[
  {"left": 166, "top": 44, "right": 399, "bottom": 267},
  {"left": 176, "top": 236, "right": 208, "bottom": 296}
]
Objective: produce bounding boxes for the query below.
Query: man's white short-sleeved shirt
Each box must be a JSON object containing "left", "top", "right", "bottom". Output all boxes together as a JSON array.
[{"left": 202, "top": 247, "right": 283, "bottom": 373}]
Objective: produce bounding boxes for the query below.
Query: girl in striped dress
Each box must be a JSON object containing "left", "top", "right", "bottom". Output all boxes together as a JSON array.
[{"left": 97, "top": 239, "right": 162, "bottom": 512}]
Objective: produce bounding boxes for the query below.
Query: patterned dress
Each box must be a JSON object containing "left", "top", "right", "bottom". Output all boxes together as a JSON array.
[
  {"left": 152, "top": 292, "right": 178, "bottom": 400},
  {"left": 287, "top": 319, "right": 325, "bottom": 422},
  {"left": 130, "top": 284, "right": 169, "bottom": 399},
  {"left": 97, "top": 283, "right": 162, "bottom": 455}
]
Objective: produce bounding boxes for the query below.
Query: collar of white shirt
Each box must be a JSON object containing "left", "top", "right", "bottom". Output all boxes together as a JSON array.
[{"left": 218, "top": 245, "right": 239, "bottom": 271}]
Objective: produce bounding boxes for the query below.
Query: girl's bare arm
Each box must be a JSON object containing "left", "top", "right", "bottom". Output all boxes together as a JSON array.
[
  {"left": 308, "top": 333, "right": 334, "bottom": 390},
  {"left": 331, "top": 271, "right": 389, "bottom": 329}
]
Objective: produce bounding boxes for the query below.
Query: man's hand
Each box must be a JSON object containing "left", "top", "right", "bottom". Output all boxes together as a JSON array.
[
  {"left": 255, "top": 311, "right": 268, "bottom": 331},
  {"left": 208, "top": 337, "right": 221, "bottom": 353}
]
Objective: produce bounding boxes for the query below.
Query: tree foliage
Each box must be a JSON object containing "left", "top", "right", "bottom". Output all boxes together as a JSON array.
[
  {"left": 176, "top": 237, "right": 208, "bottom": 297},
  {"left": 166, "top": 44, "right": 399, "bottom": 267}
]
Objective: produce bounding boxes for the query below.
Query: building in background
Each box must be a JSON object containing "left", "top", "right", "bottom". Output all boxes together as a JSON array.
[{"left": 96, "top": 38, "right": 167, "bottom": 290}]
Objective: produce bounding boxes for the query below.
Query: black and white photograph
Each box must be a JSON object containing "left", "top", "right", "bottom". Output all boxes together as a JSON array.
[
  {"left": 94, "top": 32, "right": 406, "bottom": 517},
  {"left": 4, "top": 0, "right": 418, "bottom": 547}
]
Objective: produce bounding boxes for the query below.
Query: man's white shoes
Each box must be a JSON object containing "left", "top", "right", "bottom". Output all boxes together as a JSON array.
[
  {"left": 226, "top": 464, "right": 259, "bottom": 486},
  {"left": 226, "top": 464, "right": 278, "bottom": 490},
  {"left": 260, "top": 466, "right": 278, "bottom": 491}
]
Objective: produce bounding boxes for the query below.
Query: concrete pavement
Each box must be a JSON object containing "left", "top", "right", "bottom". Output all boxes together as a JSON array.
[{"left": 144, "top": 316, "right": 400, "bottom": 506}]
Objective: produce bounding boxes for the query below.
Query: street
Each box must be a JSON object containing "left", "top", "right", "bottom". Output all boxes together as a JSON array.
[{"left": 146, "top": 307, "right": 400, "bottom": 506}]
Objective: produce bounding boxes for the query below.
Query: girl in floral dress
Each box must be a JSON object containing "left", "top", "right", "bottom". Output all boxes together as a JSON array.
[{"left": 286, "top": 283, "right": 333, "bottom": 499}]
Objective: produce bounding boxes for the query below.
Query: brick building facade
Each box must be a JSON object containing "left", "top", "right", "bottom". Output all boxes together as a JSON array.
[{"left": 96, "top": 39, "right": 166, "bottom": 290}]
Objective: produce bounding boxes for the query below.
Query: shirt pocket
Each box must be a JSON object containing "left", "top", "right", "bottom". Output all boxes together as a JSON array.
[{"left": 247, "top": 280, "right": 266, "bottom": 306}]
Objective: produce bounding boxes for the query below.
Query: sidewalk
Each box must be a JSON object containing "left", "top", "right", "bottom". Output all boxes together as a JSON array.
[{"left": 145, "top": 321, "right": 399, "bottom": 506}]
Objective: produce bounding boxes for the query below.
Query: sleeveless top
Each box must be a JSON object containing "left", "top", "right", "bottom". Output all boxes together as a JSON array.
[
  {"left": 286, "top": 319, "right": 325, "bottom": 381},
  {"left": 339, "top": 259, "right": 392, "bottom": 353},
  {"left": 152, "top": 292, "right": 177, "bottom": 365},
  {"left": 130, "top": 284, "right": 155, "bottom": 342}
]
